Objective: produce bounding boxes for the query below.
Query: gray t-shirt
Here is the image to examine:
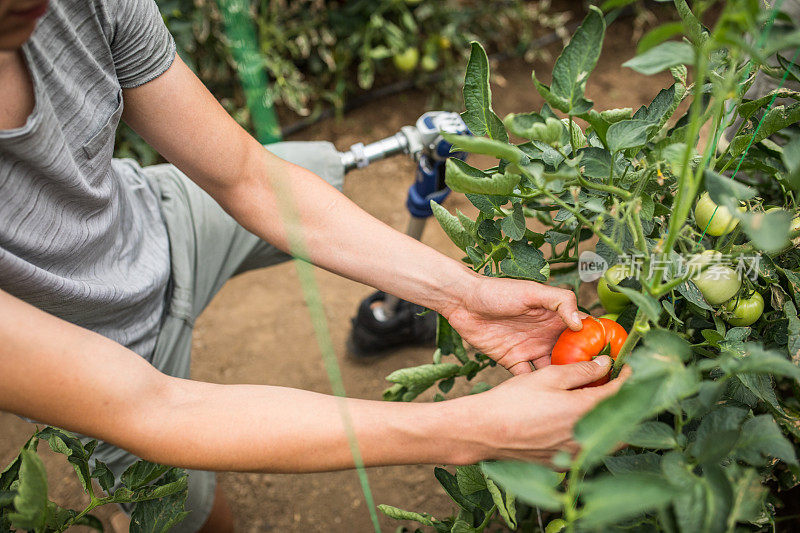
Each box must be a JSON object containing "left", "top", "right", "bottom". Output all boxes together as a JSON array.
[{"left": 0, "top": 0, "right": 175, "bottom": 359}]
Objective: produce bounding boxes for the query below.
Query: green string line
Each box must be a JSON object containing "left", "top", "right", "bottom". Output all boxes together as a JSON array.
[
  {"left": 216, "top": 1, "right": 380, "bottom": 530},
  {"left": 698, "top": 0, "right": 796, "bottom": 241}
]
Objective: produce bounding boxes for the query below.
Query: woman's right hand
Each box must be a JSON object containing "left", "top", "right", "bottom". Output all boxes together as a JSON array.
[{"left": 449, "top": 356, "right": 630, "bottom": 466}]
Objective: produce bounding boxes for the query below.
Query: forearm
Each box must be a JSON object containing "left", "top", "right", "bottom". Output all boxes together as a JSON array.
[
  {"left": 215, "top": 147, "right": 477, "bottom": 315},
  {"left": 129, "top": 380, "right": 486, "bottom": 473},
  {"left": 121, "top": 57, "right": 476, "bottom": 316},
  {"left": 0, "top": 290, "right": 485, "bottom": 472}
]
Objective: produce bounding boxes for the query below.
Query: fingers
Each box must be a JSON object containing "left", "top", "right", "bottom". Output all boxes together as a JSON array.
[
  {"left": 552, "top": 291, "right": 583, "bottom": 331},
  {"left": 507, "top": 360, "right": 533, "bottom": 375},
  {"left": 583, "top": 365, "right": 632, "bottom": 398},
  {"left": 536, "top": 355, "right": 613, "bottom": 389}
]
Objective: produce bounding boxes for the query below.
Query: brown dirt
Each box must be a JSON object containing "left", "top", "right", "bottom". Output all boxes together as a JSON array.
[{"left": 0, "top": 13, "right": 674, "bottom": 533}]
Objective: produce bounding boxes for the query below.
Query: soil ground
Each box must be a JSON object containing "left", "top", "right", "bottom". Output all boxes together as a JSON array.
[{"left": 0, "top": 11, "right": 674, "bottom": 533}]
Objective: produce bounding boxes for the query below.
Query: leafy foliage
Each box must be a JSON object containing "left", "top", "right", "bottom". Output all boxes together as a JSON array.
[
  {"left": 380, "top": 2, "right": 800, "bottom": 531},
  {"left": 0, "top": 427, "right": 187, "bottom": 532},
  {"left": 115, "top": 0, "right": 572, "bottom": 162}
]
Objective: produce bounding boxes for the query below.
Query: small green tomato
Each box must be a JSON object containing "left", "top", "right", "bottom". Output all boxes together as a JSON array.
[
  {"left": 694, "top": 192, "right": 741, "bottom": 236},
  {"left": 597, "top": 265, "right": 631, "bottom": 313},
  {"left": 724, "top": 292, "right": 764, "bottom": 327},
  {"left": 688, "top": 250, "right": 741, "bottom": 305},
  {"left": 393, "top": 47, "right": 419, "bottom": 72}
]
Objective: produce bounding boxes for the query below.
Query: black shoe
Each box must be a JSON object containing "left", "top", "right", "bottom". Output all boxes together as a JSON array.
[{"left": 347, "top": 291, "right": 438, "bottom": 359}]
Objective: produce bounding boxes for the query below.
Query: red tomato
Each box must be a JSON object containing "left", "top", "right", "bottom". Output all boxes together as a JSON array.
[{"left": 551, "top": 317, "right": 628, "bottom": 387}]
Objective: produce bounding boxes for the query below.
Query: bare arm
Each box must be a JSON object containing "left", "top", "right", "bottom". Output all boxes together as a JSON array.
[
  {"left": 121, "top": 56, "right": 583, "bottom": 374},
  {"left": 0, "top": 289, "right": 622, "bottom": 472}
]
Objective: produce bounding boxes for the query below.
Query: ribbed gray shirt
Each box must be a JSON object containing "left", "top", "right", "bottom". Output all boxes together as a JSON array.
[{"left": 0, "top": 0, "right": 176, "bottom": 360}]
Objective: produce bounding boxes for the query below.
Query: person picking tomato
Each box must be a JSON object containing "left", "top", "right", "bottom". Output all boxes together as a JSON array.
[{"left": 0, "top": 2, "right": 626, "bottom": 531}]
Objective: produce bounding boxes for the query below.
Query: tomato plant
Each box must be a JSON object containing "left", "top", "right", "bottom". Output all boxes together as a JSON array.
[
  {"left": 380, "top": 1, "right": 800, "bottom": 531},
  {"left": 0, "top": 428, "right": 187, "bottom": 532},
  {"left": 551, "top": 317, "right": 628, "bottom": 386}
]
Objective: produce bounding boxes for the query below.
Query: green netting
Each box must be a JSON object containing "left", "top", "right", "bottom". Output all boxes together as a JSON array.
[{"left": 217, "top": 0, "right": 282, "bottom": 144}]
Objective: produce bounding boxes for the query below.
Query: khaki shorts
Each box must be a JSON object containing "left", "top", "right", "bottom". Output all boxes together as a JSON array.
[{"left": 86, "top": 141, "right": 345, "bottom": 532}]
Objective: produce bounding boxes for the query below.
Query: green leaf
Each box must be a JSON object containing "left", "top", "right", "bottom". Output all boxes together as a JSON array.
[
  {"left": 550, "top": 6, "right": 606, "bottom": 114},
  {"left": 606, "top": 119, "right": 654, "bottom": 152},
  {"left": 626, "top": 346, "right": 700, "bottom": 416},
  {"left": 687, "top": 406, "right": 747, "bottom": 464},
  {"left": 441, "top": 133, "right": 527, "bottom": 164},
  {"left": 532, "top": 76, "right": 571, "bottom": 114},
  {"left": 121, "top": 461, "right": 173, "bottom": 491},
  {"left": 637, "top": 22, "right": 685, "bottom": 53},
  {"left": 91, "top": 460, "right": 115, "bottom": 494},
  {"left": 720, "top": 343, "right": 800, "bottom": 381},
  {"left": 701, "top": 464, "right": 734, "bottom": 533},
  {"left": 735, "top": 415, "right": 798, "bottom": 466},
  {"left": 434, "top": 467, "right": 477, "bottom": 513},
  {"left": 36, "top": 427, "right": 93, "bottom": 494},
  {"left": 738, "top": 209, "right": 792, "bottom": 254},
  {"left": 785, "top": 301, "right": 800, "bottom": 365},
  {"left": 728, "top": 467, "right": 767, "bottom": 525},
  {"left": 437, "top": 315, "right": 468, "bottom": 364},
  {"left": 7, "top": 450, "right": 48, "bottom": 531},
  {"left": 575, "top": 378, "right": 659, "bottom": 467},
  {"left": 445, "top": 159, "right": 520, "bottom": 196},
  {"left": 499, "top": 240, "right": 549, "bottom": 281},
  {"left": 503, "top": 112, "right": 545, "bottom": 139},
  {"left": 677, "top": 279, "right": 714, "bottom": 311},
  {"left": 455, "top": 465, "right": 486, "bottom": 496},
  {"left": 737, "top": 373, "right": 784, "bottom": 414},
  {"left": 781, "top": 135, "right": 800, "bottom": 191},
  {"left": 431, "top": 201, "right": 472, "bottom": 250},
  {"left": 728, "top": 103, "right": 800, "bottom": 158},
  {"left": 485, "top": 477, "right": 516, "bottom": 529},
  {"left": 577, "top": 147, "right": 613, "bottom": 179},
  {"left": 623, "top": 41, "right": 695, "bottom": 75},
  {"left": 501, "top": 203, "right": 526, "bottom": 241},
  {"left": 737, "top": 89, "right": 800, "bottom": 122},
  {"left": 579, "top": 473, "right": 678, "bottom": 528},
  {"left": 450, "top": 518, "right": 476, "bottom": 533},
  {"left": 778, "top": 54, "right": 800, "bottom": 83},
  {"left": 130, "top": 484, "right": 190, "bottom": 533},
  {"left": 704, "top": 168, "right": 755, "bottom": 205},
  {"left": 385, "top": 363, "right": 461, "bottom": 388},
  {"left": 643, "top": 329, "right": 692, "bottom": 361},
  {"left": 603, "top": 452, "right": 661, "bottom": 475},
  {"left": 626, "top": 422, "right": 678, "bottom": 450},
  {"left": 461, "top": 42, "right": 508, "bottom": 142},
  {"left": 378, "top": 505, "right": 435, "bottom": 526},
  {"left": 614, "top": 286, "right": 661, "bottom": 322},
  {"left": 480, "top": 461, "right": 563, "bottom": 511}
]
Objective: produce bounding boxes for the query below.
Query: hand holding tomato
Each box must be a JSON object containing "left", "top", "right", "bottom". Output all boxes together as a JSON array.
[
  {"left": 464, "top": 354, "right": 630, "bottom": 464},
  {"left": 443, "top": 276, "right": 585, "bottom": 375},
  {"left": 551, "top": 317, "right": 628, "bottom": 386}
]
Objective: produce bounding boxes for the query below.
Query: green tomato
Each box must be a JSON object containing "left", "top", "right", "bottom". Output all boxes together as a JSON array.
[
  {"left": 694, "top": 192, "right": 740, "bottom": 236},
  {"left": 598, "top": 265, "right": 631, "bottom": 313},
  {"left": 393, "top": 47, "right": 419, "bottom": 72},
  {"left": 724, "top": 292, "right": 764, "bottom": 327},
  {"left": 689, "top": 250, "right": 741, "bottom": 305},
  {"left": 420, "top": 54, "right": 438, "bottom": 72}
]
